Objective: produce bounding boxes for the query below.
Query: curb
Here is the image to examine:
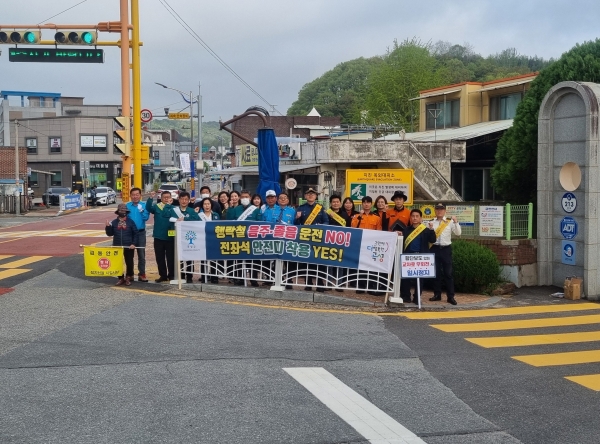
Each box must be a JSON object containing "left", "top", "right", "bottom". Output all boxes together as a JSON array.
[{"left": 158, "top": 281, "right": 497, "bottom": 309}]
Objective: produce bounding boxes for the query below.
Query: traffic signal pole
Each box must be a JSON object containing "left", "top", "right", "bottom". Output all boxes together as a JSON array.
[
  {"left": 131, "top": 0, "right": 142, "bottom": 189},
  {"left": 119, "top": 0, "right": 132, "bottom": 202}
]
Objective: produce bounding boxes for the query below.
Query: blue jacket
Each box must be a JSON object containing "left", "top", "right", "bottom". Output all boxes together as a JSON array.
[
  {"left": 261, "top": 204, "right": 281, "bottom": 223},
  {"left": 294, "top": 202, "right": 329, "bottom": 225},
  {"left": 106, "top": 217, "right": 139, "bottom": 247},
  {"left": 126, "top": 201, "right": 150, "bottom": 230}
]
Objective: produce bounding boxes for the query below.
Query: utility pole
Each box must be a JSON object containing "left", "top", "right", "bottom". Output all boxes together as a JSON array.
[
  {"left": 131, "top": 0, "right": 142, "bottom": 190},
  {"left": 15, "top": 120, "right": 20, "bottom": 216},
  {"left": 119, "top": 0, "right": 131, "bottom": 202}
]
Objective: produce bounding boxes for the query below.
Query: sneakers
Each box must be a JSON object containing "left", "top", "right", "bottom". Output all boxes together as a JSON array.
[
  {"left": 115, "top": 278, "right": 126, "bottom": 286},
  {"left": 125, "top": 276, "right": 132, "bottom": 286},
  {"left": 138, "top": 274, "right": 148, "bottom": 283}
]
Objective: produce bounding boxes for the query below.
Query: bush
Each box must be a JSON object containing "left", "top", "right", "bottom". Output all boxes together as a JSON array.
[{"left": 452, "top": 240, "right": 500, "bottom": 293}]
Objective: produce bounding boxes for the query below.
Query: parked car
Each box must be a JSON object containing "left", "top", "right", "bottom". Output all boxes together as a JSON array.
[
  {"left": 42, "top": 187, "right": 72, "bottom": 206},
  {"left": 92, "top": 187, "right": 117, "bottom": 205},
  {"left": 157, "top": 183, "right": 182, "bottom": 203}
]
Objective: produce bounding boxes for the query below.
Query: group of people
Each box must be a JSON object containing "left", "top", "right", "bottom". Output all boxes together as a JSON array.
[{"left": 104, "top": 185, "right": 461, "bottom": 304}]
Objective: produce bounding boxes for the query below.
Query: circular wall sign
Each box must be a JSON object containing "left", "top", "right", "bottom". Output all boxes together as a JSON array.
[
  {"left": 561, "top": 192, "right": 577, "bottom": 213},
  {"left": 285, "top": 178, "right": 297, "bottom": 190}
]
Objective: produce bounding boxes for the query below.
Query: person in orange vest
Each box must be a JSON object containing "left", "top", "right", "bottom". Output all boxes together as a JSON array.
[
  {"left": 351, "top": 196, "right": 382, "bottom": 295},
  {"left": 387, "top": 190, "right": 411, "bottom": 234}
]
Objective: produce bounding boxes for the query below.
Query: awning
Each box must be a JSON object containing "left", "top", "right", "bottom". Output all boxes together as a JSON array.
[
  {"left": 409, "top": 88, "right": 462, "bottom": 101},
  {"left": 469, "top": 78, "right": 534, "bottom": 93},
  {"left": 220, "top": 163, "right": 320, "bottom": 176},
  {"left": 377, "top": 120, "right": 513, "bottom": 142}
]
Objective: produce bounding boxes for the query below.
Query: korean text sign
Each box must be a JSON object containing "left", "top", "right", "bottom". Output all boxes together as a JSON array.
[
  {"left": 83, "top": 247, "right": 124, "bottom": 277},
  {"left": 176, "top": 221, "right": 398, "bottom": 273},
  {"left": 400, "top": 254, "right": 436, "bottom": 278}
]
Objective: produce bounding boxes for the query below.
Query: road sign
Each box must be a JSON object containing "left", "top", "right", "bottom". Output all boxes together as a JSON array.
[
  {"left": 562, "top": 240, "right": 576, "bottom": 265},
  {"left": 345, "top": 169, "right": 414, "bottom": 205},
  {"left": 9, "top": 48, "right": 104, "bottom": 63},
  {"left": 561, "top": 192, "right": 577, "bottom": 213},
  {"left": 560, "top": 216, "right": 578, "bottom": 239},
  {"left": 168, "top": 112, "right": 190, "bottom": 120},
  {"left": 140, "top": 109, "right": 153, "bottom": 123},
  {"left": 400, "top": 254, "right": 436, "bottom": 278}
]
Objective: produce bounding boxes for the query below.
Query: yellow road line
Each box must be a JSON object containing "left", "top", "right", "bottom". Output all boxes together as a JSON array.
[
  {"left": 565, "top": 374, "right": 600, "bottom": 391},
  {"left": 513, "top": 350, "right": 600, "bottom": 367},
  {"left": 0, "top": 255, "right": 15, "bottom": 261},
  {"left": 431, "top": 314, "right": 600, "bottom": 332},
  {"left": 466, "top": 331, "right": 600, "bottom": 348},
  {"left": 0, "top": 268, "right": 31, "bottom": 280},
  {"left": 0, "top": 256, "right": 51, "bottom": 269},
  {"left": 402, "top": 303, "right": 600, "bottom": 319}
]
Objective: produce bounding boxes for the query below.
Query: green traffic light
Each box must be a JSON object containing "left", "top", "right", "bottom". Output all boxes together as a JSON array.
[
  {"left": 24, "top": 32, "right": 37, "bottom": 43},
  {"left": 81, "top": 32, "right": 94, "bottom": 45}
]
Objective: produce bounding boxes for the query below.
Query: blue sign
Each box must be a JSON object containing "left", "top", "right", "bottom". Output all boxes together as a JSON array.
[
  {"left": 562, "top": 240, "right": 576, "bottom": 265},
  {"left": 560, "top": 217, "right": 578, "bottom": 239},
  {"left": 561, "top": 192, "right": 577, "bottom": 213},
  {"left": 61, "top": 194, "right": 83, "bottom": 211}
]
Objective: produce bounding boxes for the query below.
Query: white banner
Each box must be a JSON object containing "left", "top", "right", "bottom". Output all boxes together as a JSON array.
[
  {"left": 177, "top": 222, "right": 207, "bottom": 260},
  {"left": 179, "top": 153, "right": 191, "bottom": 174},
  {"left": 357, "top": 230, "right": 398, "bottom": 273}
]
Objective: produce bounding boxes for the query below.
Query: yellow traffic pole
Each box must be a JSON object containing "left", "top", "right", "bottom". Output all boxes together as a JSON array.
[
  {"left": 131, "top": 0, "right": 142, "bottom": 189},
  {"left": 119, "top": 0, "right": 132, "bottom": 202}
]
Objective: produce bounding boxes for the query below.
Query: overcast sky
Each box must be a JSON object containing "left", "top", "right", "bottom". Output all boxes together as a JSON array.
[{"left": 1, "top": 0, "right": 599, "bottom": 123}]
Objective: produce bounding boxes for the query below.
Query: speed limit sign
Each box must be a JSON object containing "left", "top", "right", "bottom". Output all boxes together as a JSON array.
[{"left": 140, "top": 109, "right": 153, "bottom": 123}]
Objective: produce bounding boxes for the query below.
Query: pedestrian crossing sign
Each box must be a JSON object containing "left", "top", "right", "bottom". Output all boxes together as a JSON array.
[{"left": 83, "top": 246, "right": 124, "bottom": 276}]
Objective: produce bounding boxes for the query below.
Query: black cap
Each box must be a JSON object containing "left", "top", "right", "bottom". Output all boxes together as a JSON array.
[
  {"left": 391, "top": 191, "right": 407, "bottom": 201},
  {"left": 434, "top": 203, "right": 446, "bottom": 209}
]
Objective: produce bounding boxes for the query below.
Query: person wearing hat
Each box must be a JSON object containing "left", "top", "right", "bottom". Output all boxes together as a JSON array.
[
  {"left": 294, "top": 187, "right": 329, "bottom": 291},
  {"left": 105, "top": 203, "right": 139, "bottom": 286},
  {"left": 260, "top": 190, "right": 281, "bottom": 222},
  {"left": 428, "top": 203, "right": 461, "bottom": 305},
  {"left": 351, "top": 196, "right": 383, "bottom": 295},
  {"left": 387, "top": 190, "right": 410, "bottom": 233}
]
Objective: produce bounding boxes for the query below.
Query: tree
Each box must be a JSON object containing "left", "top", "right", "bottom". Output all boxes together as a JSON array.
[
  {"left": 287, "top": 57, "right": 381, "bottom": 123},
  {"left": 491, "top": 39, "right": 600, "bottom": 203},
  {"left": 364, "top": 38, "right": 447, "bottom": 129}
]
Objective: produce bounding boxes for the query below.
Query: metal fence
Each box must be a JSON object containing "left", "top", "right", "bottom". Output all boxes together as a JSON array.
[{"left": 0, "top": 194, "right": 28, "bottom": 214}]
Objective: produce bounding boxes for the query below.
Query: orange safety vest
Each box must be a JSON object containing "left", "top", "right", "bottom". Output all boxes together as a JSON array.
[{"left": 351, "top": 213, "right": 382, "bottom": 230}]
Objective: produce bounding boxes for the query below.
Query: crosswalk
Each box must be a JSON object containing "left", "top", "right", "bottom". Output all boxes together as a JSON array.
[
  {"left": 0, "top": 255, "right": 50, "bottom": 282},
  {"left": 403, "top": 303, "right": 600, "bottom": 392},
  {"left": 0, "top": 229, "right": 107, "bottom": 239}
]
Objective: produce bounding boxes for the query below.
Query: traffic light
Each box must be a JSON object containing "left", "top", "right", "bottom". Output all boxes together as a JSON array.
[
  {"left": 114, "top": 116, "right": 131, "bottom": 157},
  {"left": 0, "top": 30, "right": 41, "bottom": 44},
  {"left": 139, "top": 145, "right": 150, "bottom": 164},
  {"left": 54, "top": 30, "right": 97, "bottom": 45}
]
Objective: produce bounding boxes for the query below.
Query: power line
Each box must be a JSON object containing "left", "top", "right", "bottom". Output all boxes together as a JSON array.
[
  {"left": 36, "top": 0, "right": 89, "bottom": 26},
  {"left": 156, "top": 0, "right": 282, "bottom": 115}
]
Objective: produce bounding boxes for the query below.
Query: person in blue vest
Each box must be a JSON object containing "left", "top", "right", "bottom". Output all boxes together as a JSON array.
[
  {"left": 126, "top": 187, "right": 150, "bottom": 282},
  {"left": 401, "top": 209, "right": 436, "bottom": 304},
  {"left": 260, "top": 190, "right": 281, "bottom": 222},
  {"left": 276, "top": 192, "right": 296, "bottom": 224}
]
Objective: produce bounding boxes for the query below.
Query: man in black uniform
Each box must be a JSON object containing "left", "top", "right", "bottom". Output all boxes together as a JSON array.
[{"left": 294, "top": 188, "right": 329, "bottom": 292}]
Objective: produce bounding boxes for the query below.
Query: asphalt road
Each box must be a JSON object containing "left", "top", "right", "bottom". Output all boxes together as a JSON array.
[{"left": 0, "top": 209, "right": 599, "bottom": 443}]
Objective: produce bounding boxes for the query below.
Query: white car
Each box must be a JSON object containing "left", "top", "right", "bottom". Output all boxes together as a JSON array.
[{"left": 93, "top": 187, "right": 117, "bottom": 205}]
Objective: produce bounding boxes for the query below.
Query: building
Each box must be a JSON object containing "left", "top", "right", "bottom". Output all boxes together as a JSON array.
[{"left": 390, "top": 72, "right": 538, "bottom": 201}]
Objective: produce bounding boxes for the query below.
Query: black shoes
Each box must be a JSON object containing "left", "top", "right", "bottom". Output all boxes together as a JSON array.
[
  {"left": 250, "top": 280, "right": 258, "bottom": 287},
  {"left": 285, "top": 285, "right": 293, "bottom": 290},
  {"left": 316, "top": 288, "right": 325, "bottom": 292},
  {"left": 356, "top": 290, "right": 365, "bottom": 294},
  {"left": 448, "top": 297, "right": 457, "bottom": 305},
  {"left": 429, "top": 295, "right": 442, "bottom": 301},
  {"left": 155, "top": 277, "right": 169, "bottom": 283},
  {"left": 304, "top": 287, "right": 312, "bottom": 291}
]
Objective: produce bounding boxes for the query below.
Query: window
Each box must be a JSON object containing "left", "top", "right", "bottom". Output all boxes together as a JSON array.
[
  {"left": 426, "top": 99, "right": 460, "bottom": 129},
  {"left": 490, "top": 92, "right": 522, "bottom": 121},
  {"left": 26, "top": 138, "right": 37, "bottom": 154},
  {"left": 153, "top": 150, "right": 160, "bottom": 160},
  {"left": 80, "top": 135, "right": 108, "bottom": 153},
  {"left": 49, "top": 137, "right": 61, "bottom": 154},
  {"left": 50, "top": 170, "right": 62, "bottom": 186},
  {"left": 29, "top": 171, "right": 39, "bottom": 187}
]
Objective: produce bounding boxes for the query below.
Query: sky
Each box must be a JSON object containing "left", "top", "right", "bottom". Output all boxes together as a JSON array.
[{"left": 1, "top": 0, "right": 599, "bottom": 123}]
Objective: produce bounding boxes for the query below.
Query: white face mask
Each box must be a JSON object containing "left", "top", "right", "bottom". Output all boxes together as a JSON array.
[
  {"left": 201, "top": 193, "right": 210, "bottom": 199},
  {"left": 240, "top": 198, "right": 250, "bottom": 206}
]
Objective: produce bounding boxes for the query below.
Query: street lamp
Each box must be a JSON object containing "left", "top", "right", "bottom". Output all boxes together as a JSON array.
[{"left": 155, "top": 82, "right": 200, "bottom": 196}]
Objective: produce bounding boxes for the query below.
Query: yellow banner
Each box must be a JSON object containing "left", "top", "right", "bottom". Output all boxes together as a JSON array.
[
  {"left": 84, "top": 246, "right": 124, "bottom": 277},
  {"left": 346, "top": 169, "right": 414, "bottom": 205}
]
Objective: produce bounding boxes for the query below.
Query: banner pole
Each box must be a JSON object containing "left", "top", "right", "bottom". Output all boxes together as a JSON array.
[
  {"left": 271, "top": 259, "right": 284, "bottom": 292},
  {"left": 417, "top": 278, "right": 421, "bottom": 309},
  {"left": 175, "top": 224, "right": 182, "bottom": 289}
]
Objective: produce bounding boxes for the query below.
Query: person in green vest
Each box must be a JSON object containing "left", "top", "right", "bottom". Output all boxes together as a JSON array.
[
  {"left": 147, "top": 190, "right": 175, "bottom": 283},
  {"left": 166, "top": 191, "right": 200, "bottom": 283}
]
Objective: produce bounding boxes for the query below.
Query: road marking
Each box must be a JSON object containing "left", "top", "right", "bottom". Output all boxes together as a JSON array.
[
  {"left": 402, "top": 303, "right": 600, "bottom": 319},
  {"left": 284, "top": 367, "right": 425, "bottom": 444},
  {"left": 431, "top": 314, "right": 600, "bottom": 332},
  {"left": 0, "top": 256, "right": 51, "bottom": 269},
  {"left": 466, "top": 331, "right": 600, "bottom": 348},
  {"left": 513, "top": 350, "right": 600, "bottom": 367},
  {"left": 565, "top": 374, "right": 600, "bottom": 391},
  {"left": 0, "top": 269, "right": 31, "bottom": 280},
  {"left": 0, "top": 255, "right": 15, "bottom": 261}
]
